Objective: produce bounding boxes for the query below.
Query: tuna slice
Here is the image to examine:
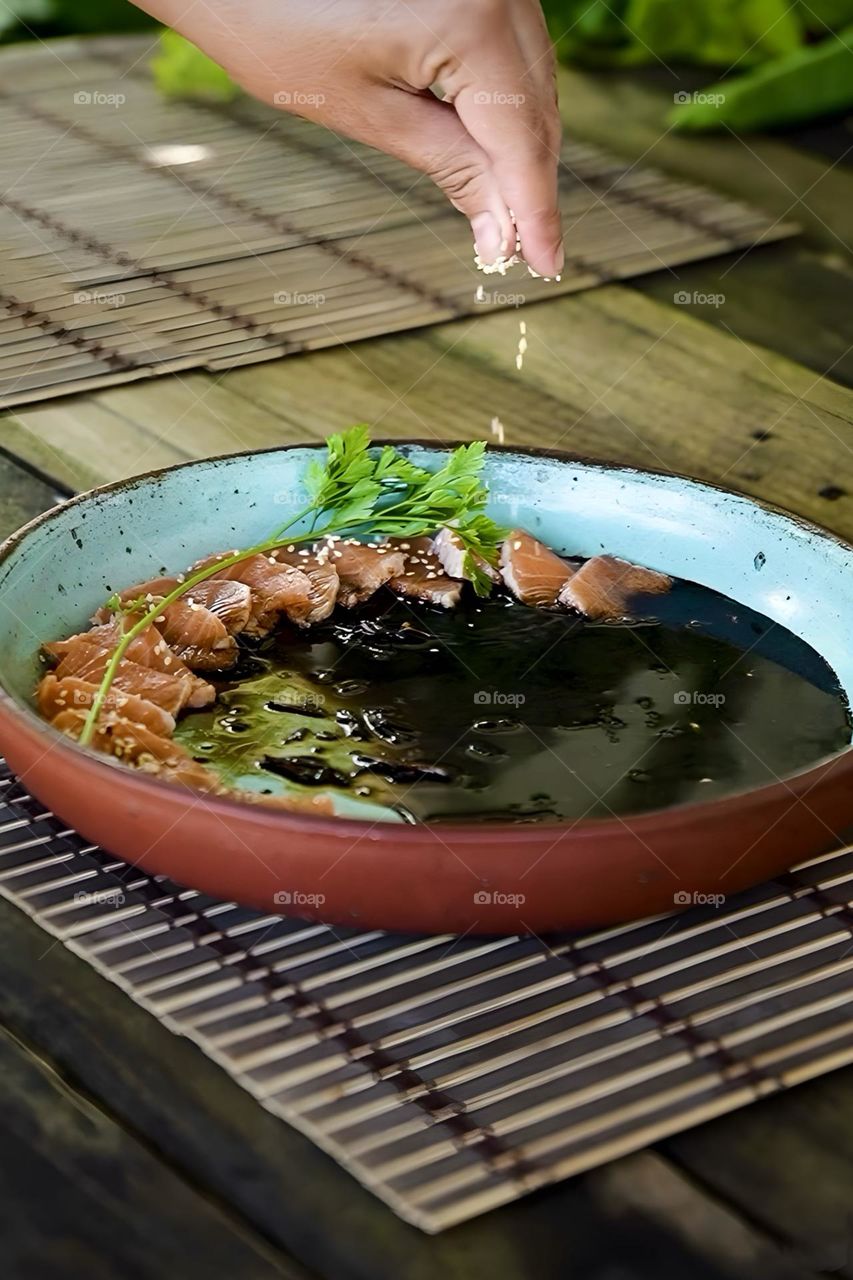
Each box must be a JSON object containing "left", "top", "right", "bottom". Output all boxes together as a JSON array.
[
  {"left": 433, "top": 526, "right": 499, "bottom": 588},
  {"left": 319, "top": 539, "right": 406, "bottom": 608},
  {"left": 272, "top": 547, "right": 340, "bottom": 625},
  {"left": 558, "top": 554, "right": 672, "bottom": 620},
  {"left": 500, "top": 530, "right": 574, "bottom": 608},
  {"left": 386, "top": 536, "right": 463, "bottom": 609},
  {"left": 194, "top": 552, "right": 316, "bottom": 636},
  {"left": 44, "top": 621, "right": 215, "bottom": 709},
  {"left": 36, "top": 673, "right": 176, "bottom": 738}
]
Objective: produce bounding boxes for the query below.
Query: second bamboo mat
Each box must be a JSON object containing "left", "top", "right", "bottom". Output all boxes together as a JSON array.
[{"left": 0, "top": 36, "right": 794, "bottom": 408}]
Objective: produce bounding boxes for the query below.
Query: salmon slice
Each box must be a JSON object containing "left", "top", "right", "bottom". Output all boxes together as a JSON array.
[
  {"left": 44, "top": 621, "right": 215, "bottom": 708},
  {"left": 37, "top": 674, "right": 176, "bottom": 738},
  {"left": 558, "top": 554, "right": 672, "bottom": 620},
  {"left": 51, "top": 708, "right": 222, "bottom": 792},
  {"left": 150, "top": 598, "right": 238, "bottom": 672},
  {"left": 194, "top": 551, "right": 315, "bottom": 636},
  {"left": 500, "top": 530, "right": 574, "bottom": 607},
  {"left": 321, "top": 538, "right": 407, "bottom": 607},
  {"left": 95, "top": 577, "right": 252, "bottom": 637},
  {"left": 386, "top": 536, "right": 463, "bottom": 609},
  {"left": 51, "top": 649, "right": 195, "bottom": 718},
  {"left": 272, "top": 546, "right": 340, "bottom": 625},
  {"left": 433, "top": 527, "right": 499, "bottom": 588}
]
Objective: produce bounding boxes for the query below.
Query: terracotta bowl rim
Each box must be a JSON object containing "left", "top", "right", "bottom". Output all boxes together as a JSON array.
[{"left": 1, "top": 437, "right": 851, "bottom": 844}]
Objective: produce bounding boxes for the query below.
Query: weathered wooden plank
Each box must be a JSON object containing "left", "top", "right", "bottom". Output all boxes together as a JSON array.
[
  {"left": 631, "top": 245, "right": 853, "bottom": 388},
  {"left": 662, "top": 1071, "right": 853, "bottom": 1276},
  {"left": 557, "top": 66, "right": 853, "bottom": 258},
  {"left": 7, "top": 284, "right": 853, "bottom": 538},
  {"left": 0, "top": 1022, "right": 301, "bottom": 1280},
  {"left": 0, "top": 894, "right": 816, "bottom": 1280}
]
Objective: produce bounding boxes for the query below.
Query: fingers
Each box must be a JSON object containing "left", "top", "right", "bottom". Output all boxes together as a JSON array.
[
  {"left": 332, "top": 86, "right": 517, "bottom": 265},
  {"left": 452, "top": 20, "right": 563, "bottom": 277}
]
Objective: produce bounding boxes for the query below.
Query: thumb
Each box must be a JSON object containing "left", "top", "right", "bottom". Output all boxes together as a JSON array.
[{"left": 356, "top": 87, "right": 516, "bottom": 266}]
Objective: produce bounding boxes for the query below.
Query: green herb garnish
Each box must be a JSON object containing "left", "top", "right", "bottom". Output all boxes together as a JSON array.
[{"left": 78, "top": 430, "right": 505, "bottom": 747}]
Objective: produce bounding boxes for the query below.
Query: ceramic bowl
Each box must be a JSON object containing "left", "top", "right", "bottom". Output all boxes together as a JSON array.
[{"left": 0, "top": 442, "right": 851, "bottom": 936}]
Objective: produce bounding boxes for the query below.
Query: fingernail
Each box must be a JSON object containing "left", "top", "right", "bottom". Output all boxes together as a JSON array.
[{"left": 471, "top": 212, "right": 502, "bottom": 264}]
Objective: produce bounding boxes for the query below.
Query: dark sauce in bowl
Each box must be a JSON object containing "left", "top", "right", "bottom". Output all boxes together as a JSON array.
[{"left": 175, "top": 580, "right": 851, "bottom": 823}]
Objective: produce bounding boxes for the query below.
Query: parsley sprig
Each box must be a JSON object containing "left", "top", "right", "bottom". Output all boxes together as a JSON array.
[{"left": 78, "top": 429, "right": 505, "bottom": 747}]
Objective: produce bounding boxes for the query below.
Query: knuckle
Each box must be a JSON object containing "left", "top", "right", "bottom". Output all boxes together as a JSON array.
[{"left": 429, "top": 155, "right": 486, "bottom": 204}]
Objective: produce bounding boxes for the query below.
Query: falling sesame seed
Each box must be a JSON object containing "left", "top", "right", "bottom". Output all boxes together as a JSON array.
[{"left": 515, "top": 354, "right": 524, "bottom": 371}]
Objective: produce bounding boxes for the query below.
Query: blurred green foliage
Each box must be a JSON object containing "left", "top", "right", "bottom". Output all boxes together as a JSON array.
[
  {"left": 0, "top": 0, "right": 154, "bottom": 37},
  {"left": 542, "top": 0, "right": 853, "bottom": 129},
  {"left": 150, "top": 28, "right": 236, "bottom": 102}
]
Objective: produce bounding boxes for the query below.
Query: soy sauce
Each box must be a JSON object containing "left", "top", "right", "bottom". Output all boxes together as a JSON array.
[{"left": 176, "top": 581, "right": 851, "bottom": 823}]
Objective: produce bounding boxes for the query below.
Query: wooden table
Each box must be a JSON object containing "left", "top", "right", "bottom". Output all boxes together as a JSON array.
[{"left": 1, "top": 65, "right": 852, "bottom": 1280}]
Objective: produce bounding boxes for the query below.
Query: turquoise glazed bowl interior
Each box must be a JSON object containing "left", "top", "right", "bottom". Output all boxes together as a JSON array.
[{"left": 0, "top": 442, "right": 850, "bottom": 937}]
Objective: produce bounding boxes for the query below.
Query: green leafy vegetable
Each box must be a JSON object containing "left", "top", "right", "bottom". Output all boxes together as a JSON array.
[
  {"left": 669, "top": 24, "right": 853, "bottom": 131},
  {"left": 150, "top": 29, "right": 237, "bottom": 103},
  {"left": 78, "top": 430, "right": 505, "bottom": 745},
  {"left": 543, "top": 0, "right": 853, "bottom": 130}
]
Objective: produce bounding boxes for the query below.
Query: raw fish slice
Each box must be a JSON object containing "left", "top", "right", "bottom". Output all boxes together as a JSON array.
[
  {"left": 49, "top": 708, "right": 221, "bottom": 791},
  {"left": 194, "top": 552, "right": 315, "bottom": 636},
  {"left": 36, "top": 674, "right": 175, "bottom": 738},
  {"left": 432, "top": 526, "right": 499, "bottom": 587},
  {"left": 320, "top": 538, "right": 406, "bottom": 608},
  {"left": 52, "top": 650, "right": 196, "bottom": 717},
  {"left": 151, "top": 597, "right": 238, "bottom": 672},
  {"left": 558, "top": 554, "right": 672, "bottom": 620},
  {"left": 96, "top": 577, "right": 252, "bottom": 637},
  {"left": 500, "top": 530, "right": 574, "bottom": 607},
  {"left": 386, "top": 536, "right": 463, "bottom": 609},
  {"left": 272, "top": 547, "right": 340, "bottom": 625},
  {"left": 44, "top": 622, "right": 215, "bottom": 708}
]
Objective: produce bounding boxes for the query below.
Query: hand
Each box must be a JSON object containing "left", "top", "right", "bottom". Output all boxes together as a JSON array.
[{"left": 134, "top": 0, "right": 564, "bottom": 277}]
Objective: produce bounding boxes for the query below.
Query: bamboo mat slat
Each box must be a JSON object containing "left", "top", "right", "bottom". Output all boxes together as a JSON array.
[
  {"left": 1, "top": 762, "right": 851, "bottom": 1234},
  {"left": 0, "top": 36, "right": 795, "bottom": 408}
]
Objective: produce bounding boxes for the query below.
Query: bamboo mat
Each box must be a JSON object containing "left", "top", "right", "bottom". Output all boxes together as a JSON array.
[
  {"left": 1, "top": 761, "right": 852, "bottom": 1234},
  {"left": 0, "top": 36, "right": 795, "bottom": 409}
]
